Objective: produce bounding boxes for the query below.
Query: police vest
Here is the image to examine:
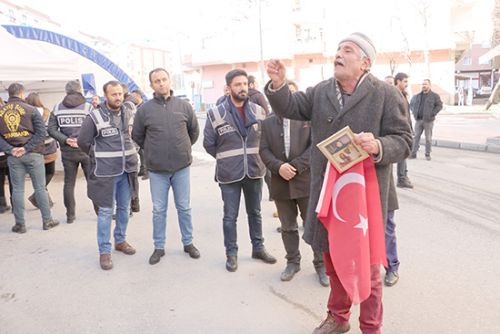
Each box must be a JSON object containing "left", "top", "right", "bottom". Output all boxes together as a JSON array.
[
  {"left": 53, "top": 102, "right": 91, "bottom": 138},
  {"left": 89, "top": 107, "right": 137, "bottom": 177},
  {"left": 207, "top": 101, "right": 266, "bottom": 184}
]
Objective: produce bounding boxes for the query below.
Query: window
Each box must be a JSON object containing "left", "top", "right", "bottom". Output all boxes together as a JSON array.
[
  {"left": 462, "top": 56, "right": 472, "bottom": 65},
  {"left": 479, "top": 58, "right": 491, "bottom": 65}
]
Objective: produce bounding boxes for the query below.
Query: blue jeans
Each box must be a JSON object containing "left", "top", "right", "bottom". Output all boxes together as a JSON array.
[
  {"left": 149, "top": 167, "right": 193, "bottom": 249},
  {"left": 97, "top": 173, "right": 131, "bottom": 254},
  {"left": 219, "top": 177, "right": 264, "bottom": 256},
  {"left": 8, "top": 153, "right": 52, "bottom": 225},
  {"left": 385, "top": 210, "right": 400, "bottom": 273}
]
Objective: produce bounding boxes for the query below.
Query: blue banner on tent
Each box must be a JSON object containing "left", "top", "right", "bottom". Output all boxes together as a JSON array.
[{"left": 2, "top": 25, "right": 140, "bottom": 92}]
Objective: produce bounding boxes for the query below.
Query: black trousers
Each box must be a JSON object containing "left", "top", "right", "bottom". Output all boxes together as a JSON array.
[
  {"left": 274, "top": 197, "right": 323, "bottom": 268},
  {"left": 61, "top": 150, "right": 91, "bottom": 218},
  {"left": 0, "top": 165, "right": 12, "bottom": 199}
]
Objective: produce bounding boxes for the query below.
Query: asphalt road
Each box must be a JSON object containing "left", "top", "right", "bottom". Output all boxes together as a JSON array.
[{"left": 1, "top": 137, "right": 499, "bottom": 333}]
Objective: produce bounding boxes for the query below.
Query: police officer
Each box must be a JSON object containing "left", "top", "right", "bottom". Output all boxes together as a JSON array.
[
  {"left": 0, "top": 83, "right": 59, "bottom": 233},
  {"left": 48, "top": 80, "right": 92, "bottom": 224},
  {"left": 78, "top": 80, "right": 138, "bottom": 270},
  {"left": 203, "top": 69, "right": 277, "bottom": 272}
]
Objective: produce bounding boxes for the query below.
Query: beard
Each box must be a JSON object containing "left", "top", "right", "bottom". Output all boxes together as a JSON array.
[
  {"left": 231, "top": 90, "right": 247, "bottom": 102},
  {"left": 107, "top": 100, "right": 122, "bottom": 110}
]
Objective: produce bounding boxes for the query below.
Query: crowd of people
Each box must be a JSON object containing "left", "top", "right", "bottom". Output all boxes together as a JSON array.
[{"left": 0, "top": 31, "right": 444, "bottom": 334}]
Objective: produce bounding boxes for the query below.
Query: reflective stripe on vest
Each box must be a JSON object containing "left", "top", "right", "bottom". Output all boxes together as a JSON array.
[
  {"left": 93, "top": 108, "right": 110, "bottom": 131},
  {"left": 94, "top": 148, "right": 136, "bottom": 158},
  {"left": 215, "top": 147, "right": 259, "bottom": 160}
]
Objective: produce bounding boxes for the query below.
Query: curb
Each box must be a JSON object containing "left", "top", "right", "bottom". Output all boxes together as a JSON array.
[{"left": 430, "top": 139, "right": 500, "bottom": 154}]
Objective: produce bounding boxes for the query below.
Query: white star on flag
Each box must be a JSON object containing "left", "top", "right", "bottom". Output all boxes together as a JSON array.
[{"left": 354, "top": 214, "right": 368, "bottom": 236}]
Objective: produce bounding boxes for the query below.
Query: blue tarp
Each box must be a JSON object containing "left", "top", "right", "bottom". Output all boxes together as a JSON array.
[
  {"left": 81, "top": 73, "right": 96, "bottom": 96},
  {"left": 2, "top": 25, "right": 140, "bottom": 92}
]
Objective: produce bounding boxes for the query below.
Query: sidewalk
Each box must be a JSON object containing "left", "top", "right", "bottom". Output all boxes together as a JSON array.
[{"left": 432, "top": 104, "right": 500, "bottom": 153}]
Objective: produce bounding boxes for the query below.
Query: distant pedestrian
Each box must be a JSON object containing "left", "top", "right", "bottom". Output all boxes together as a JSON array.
[
  {"left": 91, "top": 95, "right": 101, "bottom": 109},
  {"left": 25, "top": 92, "right": 58, "bottom": 209},
  {"left": 132, "top": 68, "right": 201, "bottom": 265},
  {"left": 0, "top": 83, "right": 59, "bottom": 233},
  {"left": 409, "top": 79, "right": 443, "bottom": 160},
  {"left": 204, "top": 69, "right": 277, "bottom": 272},
  {"left": 248, "top": 75, "right": 270, "bottom": 116},
  {"left": 457, "top": 85, "right": 465, "bottom": 106},
  {"left": 393, "top": 73, "right": 414, "bottom": 189},
  {"left": 130, "top": 89, "right": 148, "bottom": 179},
  {"left": 78, "top": 81, "right": 138, "bottom": 270},
  {"left": 48, "top": 80, "right": 93, "bottom": 224}
]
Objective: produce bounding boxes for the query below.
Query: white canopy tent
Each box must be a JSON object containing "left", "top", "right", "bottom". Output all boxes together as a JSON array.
[{"left": 0, "top": 26, "right": 80, "bottom": 105}]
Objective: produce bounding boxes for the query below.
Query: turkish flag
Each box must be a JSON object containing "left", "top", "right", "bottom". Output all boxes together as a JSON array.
[{"left": 316, "top": 158, "right": 387, "bottom": 304}]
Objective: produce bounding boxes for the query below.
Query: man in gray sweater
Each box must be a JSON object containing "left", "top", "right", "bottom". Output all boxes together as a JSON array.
[{"left": 132, "top": 68, "right": 200, "bottom": 265}]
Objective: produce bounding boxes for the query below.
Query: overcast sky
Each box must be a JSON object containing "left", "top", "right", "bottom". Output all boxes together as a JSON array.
[{"left": 16, "top": 0, "right": 494, "bottom": 48}]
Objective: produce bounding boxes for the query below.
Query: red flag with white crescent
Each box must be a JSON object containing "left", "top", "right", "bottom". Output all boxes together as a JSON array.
[{"left": 316, "top": 158, "right": 387, "bottom": 304}]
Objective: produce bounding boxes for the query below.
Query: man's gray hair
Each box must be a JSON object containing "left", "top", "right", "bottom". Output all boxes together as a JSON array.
[{"left": 65, "top": 80, "right": 82, "bottom": 94}]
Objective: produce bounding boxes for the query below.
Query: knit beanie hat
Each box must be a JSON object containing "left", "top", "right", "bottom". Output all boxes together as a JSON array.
[{"left": 339, "top": 32, "right": 377, "bottom": 65}]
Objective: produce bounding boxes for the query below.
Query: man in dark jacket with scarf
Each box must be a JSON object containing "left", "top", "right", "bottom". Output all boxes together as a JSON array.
[
  {"left": 132, "top": 68, "right": 201, "bottom": 265},
  {"left": 260, "top": 80, "right": 328, "bottom": 286},
  {"left": 409, "top": 79, "right": 442, "bottom": 160},
  {"left": 266, "top": 33, "right": 412, "bottom": 334},
  {"left": 78, "top": 81, "right": 138, "bottom": 270},
  {"left": 0, "top": 83, "right": 59, "bottom": 233},
  {"left": 48, "top": 80, "right": 92, "bottom": 224},
  {"left": 204, "top": 69, "right": 277, "bottom": 272}
]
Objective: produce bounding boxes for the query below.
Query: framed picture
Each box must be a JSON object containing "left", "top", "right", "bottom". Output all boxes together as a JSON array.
[{"left": 316, "top": 126, "right": 369, "bottom": 173}]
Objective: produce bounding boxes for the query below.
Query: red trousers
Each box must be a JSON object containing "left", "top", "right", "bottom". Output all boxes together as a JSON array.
[{"left": 323, "top": 252, "right": 383, "bottom": 334}]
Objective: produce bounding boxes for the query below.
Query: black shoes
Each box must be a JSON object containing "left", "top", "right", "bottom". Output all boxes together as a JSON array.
[
  {"left": 183, "top": 244, "right": 200, "bottom": 259},
  {"left": 12, "top": 224, "right": 27, "bottom": 234},
  {"left": 316, "top": 266, "right": 330, "bottom": 287},
  {"left": 252, "top": 249, "right": 277, "bottom": 264},
  {"left": 226, "top": 255, "right": 238, "bottom": 272},
  {"left": 0, "top": 196, "right": 11, "bottom": 213},
  {"left": 149, "top": 249, "right": 165, "bottom": 265},
  {"left": 67, "top": 215, "right": 75, "bottom": 224},
  {"left": 280, "top": 263, "right": 301, "bottom": 281},
  {"left": 43, "top": 219, "right": 59, "bottom": 230},
  {"left": 425, "top": 154, "right": 432, "bottom": 161},
  {"left": 130, "top": 198, "right": 140, "bottom": 213}
]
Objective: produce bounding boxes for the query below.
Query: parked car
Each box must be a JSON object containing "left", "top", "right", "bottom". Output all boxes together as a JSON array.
[{"left": 475, "top": 86, "right": 492, "bottom": 98}]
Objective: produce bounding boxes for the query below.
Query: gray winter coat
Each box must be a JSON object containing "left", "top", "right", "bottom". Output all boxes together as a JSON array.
[{"left": 265, "top": 73, "right": 412, "bottom": 252}]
